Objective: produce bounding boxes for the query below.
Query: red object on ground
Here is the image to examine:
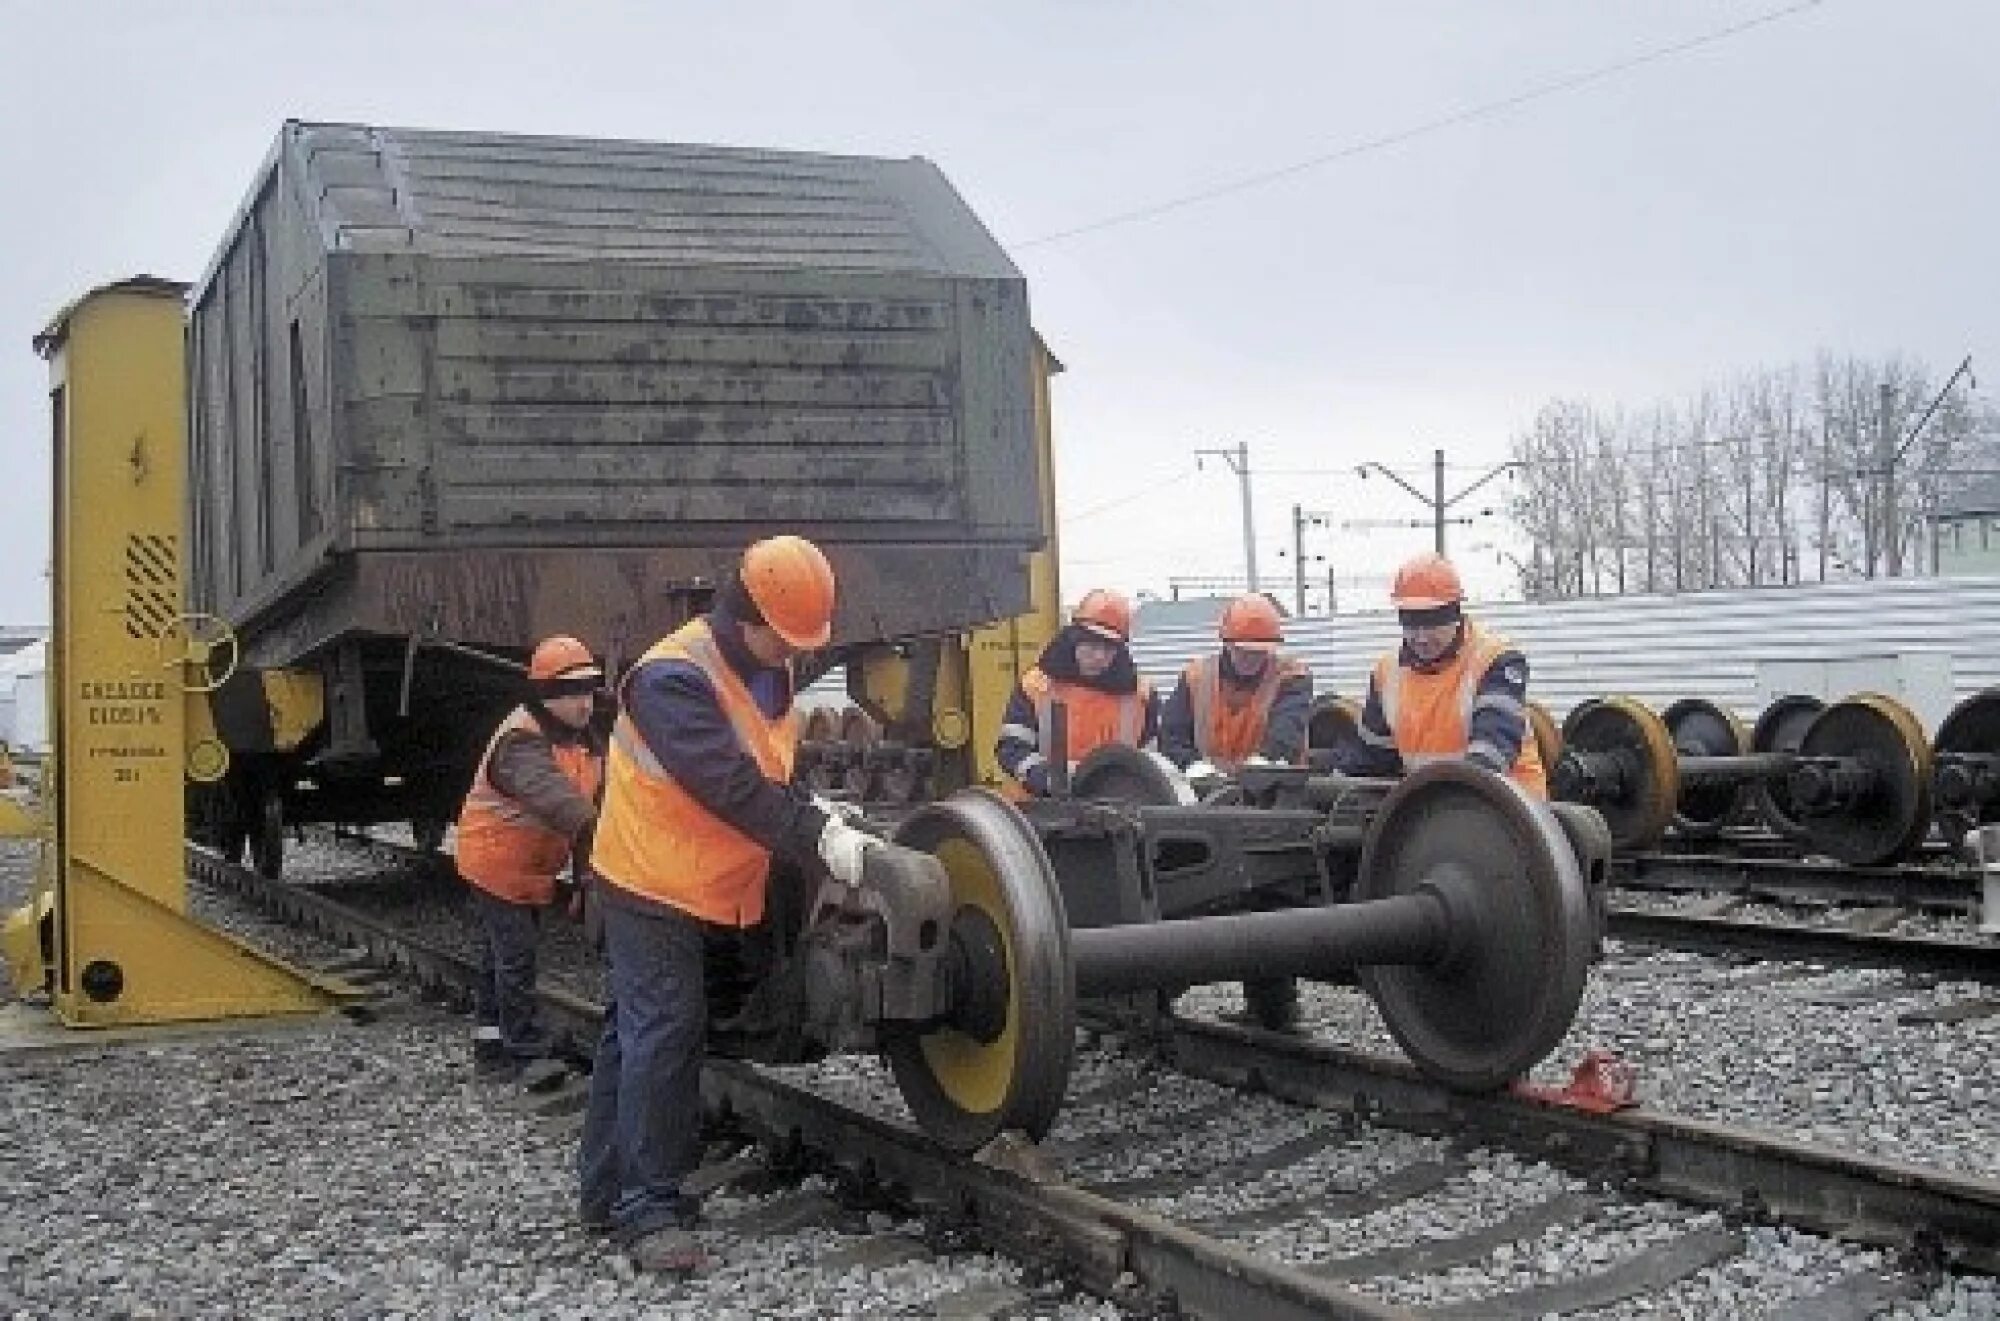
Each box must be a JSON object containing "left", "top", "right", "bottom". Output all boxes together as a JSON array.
[{"left": 1510, "top": 1049, "right": 1639, "bottom": 1114}]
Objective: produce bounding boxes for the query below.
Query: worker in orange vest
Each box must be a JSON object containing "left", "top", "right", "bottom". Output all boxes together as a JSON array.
[
  {"left": 1324, "top": 553, "right": 1546, "bottom": 798},
  {"left": 1159, "top": 593, "right": 1314, "bottom": 776},
  {"left": 1159, "top": 593, "right": 1316, "bottom": 1030},
  {"left": 995, "top": 588, "right": 1159, "bottom": 796},
  {"left": 579, "top": 535, "right": 879, "bottom": 1274},
  {"left": 457, "top": 634, "right": 606, "bottom": 1084}
]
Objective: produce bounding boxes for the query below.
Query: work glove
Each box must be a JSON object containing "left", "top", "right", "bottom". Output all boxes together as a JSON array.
[
  {"left": 811, "top": 794, "right": 866, "bottom": 825},
  {"left": 1022, "top": 764, "right": 1052, "bottom": 798},
  {"left": 817, "top": 816, "right": 881, "bottom": 886},
  {"left": 1184, "top": 760, "right": 1221, "bottom": 780},
  {"left": 1242, "top": 755, "right": 1281, "bottom": 769}
]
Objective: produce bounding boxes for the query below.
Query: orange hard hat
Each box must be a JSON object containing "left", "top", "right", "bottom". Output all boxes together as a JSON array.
[
  {"left": 1389, "top": 553, "right": 1465, "bottom": 612},
  {"left": 1219, "top": 593, "right": 1283, "bottom": 648},
  {"left": 1071, "top": 588, "right": 1134, "bottom": 643},
  {"left": 529, "top": 635, "right": 601, "bottom": 683},
  {"left": 742, "top": 535, "right": 837, "bottom": 648}
]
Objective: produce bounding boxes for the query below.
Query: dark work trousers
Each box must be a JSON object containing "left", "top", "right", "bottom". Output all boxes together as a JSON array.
[
  {"left": 468, "top": 888, "right": 550, "bottom": 1061},
  {"left": 578, "top": 892, "right": 711, "bottom": 1238}
]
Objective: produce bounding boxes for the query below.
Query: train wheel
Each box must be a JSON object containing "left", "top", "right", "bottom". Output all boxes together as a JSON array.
[
  {"left": 1357, "top": 765, "right": 1592, "bottom": 1090},
  {"left": 1931, "top": 689, "right": 2000, "bottom": 845},
  {"left": 1307, "top": 695, "right": 1362, "bottom": 757},
  {"left": 1556, "top": 697, "right": 1679, "bottom": 852},
  {"left": 1526, "top": 700, "right": 1563, "bottom": 775},
  {"left": 1069, "top": 744, "right": 1196, "bottom": 806},
  {"left": 1795, "top": 693, "right": 1933, "bottom": 866},
  {"left": 884, "top": 791, "right": 1075, "bottom": 1154},
  {"left": 1749, "top": 694, "right": 1823, "bottom": 840},
  {"left": 1662, "top": 698, "right": 1748, "bottom": 837}
]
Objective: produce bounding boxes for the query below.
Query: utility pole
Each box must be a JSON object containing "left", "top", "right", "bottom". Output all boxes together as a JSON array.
[
  {"left": 1355, "top": 449, "right": 1519, "bottom": 561},
  {"left": 1888, "top": 354, "right": 1977, "bottom": 578},
  {"left": 1880, "top": 382, "right": 1899, "bottom": 578},
  {"left": 1196, "top": 442, "right": 1258, "bottom": 591},
  {"left": 1286, "top": 505, "right": 1335, "bottom": 617},
  {"left": 1432, "top": 448, "right": 1447, "bottom": 554},
  {"left": 1292, "top": 504, "right": 1307, "bottom": 617}
]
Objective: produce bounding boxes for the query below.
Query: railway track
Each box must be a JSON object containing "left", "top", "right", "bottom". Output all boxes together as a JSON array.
[
  {"left": 1604, "top": 902, "right": 2000, "bottom": 985},
  {"left": 1616, "top": 849, "right": 1982, "bottom": 915},
  {"left": 189, "top": 839, "right": 2000, "bottom": 1318}
]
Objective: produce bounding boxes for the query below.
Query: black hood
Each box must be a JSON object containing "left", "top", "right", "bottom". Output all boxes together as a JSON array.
[{"left": 1034, "top": 623, "right": 1141, "bottom": 694}]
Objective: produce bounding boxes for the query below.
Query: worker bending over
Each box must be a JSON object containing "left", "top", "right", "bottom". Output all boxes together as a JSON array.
[
  {"left": 1159, "top": 593, "right": 1313, "bottom": 775},
  {"left": 996, "top": 589, "right": 1159, "bottom": 796},
  {"left": 456, "top": 635, "right": 605, "bottom": 1085},
  {"left": 1324, "top": 553, "right": 1546, "bottom": 797},
  {"left": 579, "top": 535, "right": 878, "bottom": 1275}
]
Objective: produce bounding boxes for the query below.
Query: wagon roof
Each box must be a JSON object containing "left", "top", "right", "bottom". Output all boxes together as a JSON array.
[{"left": 195, "top": 120, "right": 1020, "bottom": 301}]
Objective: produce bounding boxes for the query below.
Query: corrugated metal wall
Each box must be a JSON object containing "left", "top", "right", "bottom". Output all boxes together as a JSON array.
[{"left": 1130, "top": 577, "right": 2000, "bottom": 729}]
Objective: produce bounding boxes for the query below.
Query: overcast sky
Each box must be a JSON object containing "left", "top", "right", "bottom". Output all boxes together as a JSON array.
[{"left": 1, "top": 0, "right": 1993, "bottom": 624}]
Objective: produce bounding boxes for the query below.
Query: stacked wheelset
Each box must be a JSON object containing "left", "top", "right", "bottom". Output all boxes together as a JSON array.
[
  {"left": 798, "top": 705, "right": 937, "bottom": 806},
  {"left": 1550, "top": 689, "right": 2000, "bottom": 866}
]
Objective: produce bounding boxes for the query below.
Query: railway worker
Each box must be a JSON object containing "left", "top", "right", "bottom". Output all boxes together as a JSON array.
[
  {"left": 995, "top": 588, "right": 1160, "bottom": 797},
  {"left": 457, "top": 634, "right": 607, "bottom": 1085},
  {"left": 1157, "top": 592, "right": 1315, "bottom": 1030},
  {"left": 1158, "top": 593, "right": 1314, "bottom": 776},
  {"left": 1324, "top": 552, "right": 1546, "bottom": 798},
  {"left": 579, "top": 534, "right": 880, "bottom": 1274}
]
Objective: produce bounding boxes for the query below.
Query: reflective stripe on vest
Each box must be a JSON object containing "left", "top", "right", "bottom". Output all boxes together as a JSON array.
[
  {"left": 590, "top": 618, "right": 799, "bottom": 928},
  {"left": 455, "top": 706, "right": 602, "bottom": 905},
  {"left": 1185, "top": 653, "right": 1302, "bottom": 772},
  {"left": 1375, "top": 623, "right": 1546, "bottom": 798}
]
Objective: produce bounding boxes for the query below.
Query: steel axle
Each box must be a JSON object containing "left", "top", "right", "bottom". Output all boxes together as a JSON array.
[{"left": 1069, "top": 879, "right": 1458, "bottom": 996}]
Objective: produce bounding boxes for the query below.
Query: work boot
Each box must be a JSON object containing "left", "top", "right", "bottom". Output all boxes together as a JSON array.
[
  {"left": 626, "top": 1226, "right": 708, "bottom": 1275},
  {"left": 579, "top": 1201, "right": 615, "bottom": 1236}
]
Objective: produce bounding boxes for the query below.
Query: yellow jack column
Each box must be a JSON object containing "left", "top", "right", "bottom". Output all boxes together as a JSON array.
[{"left": 1, "top": 278, "right": 335, "bottom": 1025}]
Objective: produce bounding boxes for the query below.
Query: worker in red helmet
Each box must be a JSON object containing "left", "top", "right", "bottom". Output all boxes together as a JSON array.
[
  {"left": 1323, "top": 553, "right": 1546, "bottom": 797},
  {"left": 995, "top": 588, "right": 1160, "bottom": 797},
  {"left": 580, "top": 535, "right": 881, "bottom": 1275},
  {"left": 1159, "top": 593, "right": 1314, "bottom": 776},
  {"left": 457, "top": 634, "right": 606, "bottom": 1086}
]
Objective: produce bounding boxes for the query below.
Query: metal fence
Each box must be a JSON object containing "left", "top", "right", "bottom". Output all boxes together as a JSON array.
[{"left": 1129, "top": 576, "right": 2000, "bottom": 730}]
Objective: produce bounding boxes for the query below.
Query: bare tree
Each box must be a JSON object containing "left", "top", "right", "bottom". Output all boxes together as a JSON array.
[{"left": 1509, "top": 353, "right": 1995, "bottom": 600}]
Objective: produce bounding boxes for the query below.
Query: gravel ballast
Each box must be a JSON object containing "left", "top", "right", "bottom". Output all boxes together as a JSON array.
[{"left": 7, "top": 831, "right": 1996, "bottom": 1316}]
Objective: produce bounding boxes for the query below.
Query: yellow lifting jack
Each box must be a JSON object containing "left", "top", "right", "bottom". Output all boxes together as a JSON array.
[{"left": 0, "top": 278, "right": 339, "bottom": 1026}]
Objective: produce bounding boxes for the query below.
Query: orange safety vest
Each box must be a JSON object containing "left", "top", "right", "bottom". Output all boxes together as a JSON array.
[
  {"left": 455, "top": 707, "right": 603, "bottom": 905},
  {"left": 1373, "top": 622, "right": 1547, "bottom": 799},
  {"left": 1004, "top": 667, "right": 1151, "bottom": 798},
  {"left": 591, "top": 618, "right": 799, "bottom": 928},
  {"left": 1184, "top": 652, "right": 1309, "bottom": 773}
]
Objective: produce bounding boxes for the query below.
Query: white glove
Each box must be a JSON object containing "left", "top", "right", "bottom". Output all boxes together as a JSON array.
[
  {"left": 812, "top": 794, "right": 866, "bottom": 824},
  {"left": 817, "top": 816, "right": 880, "bottom": 886},
  {"left": 1243, "top": 755, "right": 1281, "bottom": 769},
  {"left": 1185, "top": 760, "right": 1221, "bottom": 780}
]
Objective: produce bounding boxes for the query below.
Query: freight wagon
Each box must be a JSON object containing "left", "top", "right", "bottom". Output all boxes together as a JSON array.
[{"left": 185, "top": 121, "right": 1056, "bottom": 871}]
